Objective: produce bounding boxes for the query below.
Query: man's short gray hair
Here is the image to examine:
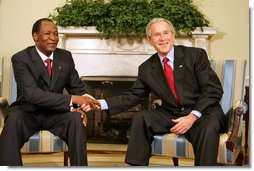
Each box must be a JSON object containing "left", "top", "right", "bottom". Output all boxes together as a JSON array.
[{"left": 146, "top": 18, "right": 175, "bottom": 38}]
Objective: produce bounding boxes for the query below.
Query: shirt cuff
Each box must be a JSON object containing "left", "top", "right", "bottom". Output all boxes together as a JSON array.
[
  {"left": 69, "top": 97, "right": 73, "bottom": 111},
  {"left": 98, "top": 99, "right": 109, "bottom": 110},
  {"left": 191, "top": 110, "right": 202, "bottom": 118}
]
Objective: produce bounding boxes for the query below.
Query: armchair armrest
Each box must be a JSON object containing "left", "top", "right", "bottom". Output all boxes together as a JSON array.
[
  {"left": 0, "top": 97, "right": 9, "bottom": 119},
  {"left": 226, "top": 101, "right": 248, "bottom": 152}
]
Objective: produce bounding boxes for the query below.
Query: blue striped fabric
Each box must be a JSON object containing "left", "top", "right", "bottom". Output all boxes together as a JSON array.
[
  {"left": 21, "top": 131, "right": 68, "bottom": 153},
  {"left": 220, "top": 60, "right": 235, "bottom": 114},
  {"left": 152, "top": 59, "right": 247, "bottom": 164},
  {"left": 175, "top": 135, "right": 187, "bottom": 157},
  {"left": 152, "top": 135, "right": 163, "bottom": 154},
  {"left": 28, "top": 132, "right": 40, "bottom": 152}
]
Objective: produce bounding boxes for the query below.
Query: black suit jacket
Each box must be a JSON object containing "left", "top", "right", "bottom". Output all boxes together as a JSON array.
[
  {"left": 10, "top": 46, "right": 86, "bottom": 113},
  {"left": 106, "top": 45, "right": 223, "bottom": 116}
]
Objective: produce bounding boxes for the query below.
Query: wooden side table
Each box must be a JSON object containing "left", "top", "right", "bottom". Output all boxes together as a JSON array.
[{"left": 244, "top": 86, "right": 249, "bottom": 165}]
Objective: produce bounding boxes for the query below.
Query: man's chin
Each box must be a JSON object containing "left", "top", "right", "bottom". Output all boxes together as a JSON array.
[
  {"left": 47, "top": 47, "right": 57, "bottom": 52},
  {"left": 158, "top": 50, "right": 170, "bottom": 55}
]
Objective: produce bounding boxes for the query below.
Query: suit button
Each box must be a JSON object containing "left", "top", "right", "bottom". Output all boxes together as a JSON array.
[{"left": 181, "top": 107, "right": 184, "bottom": 111}]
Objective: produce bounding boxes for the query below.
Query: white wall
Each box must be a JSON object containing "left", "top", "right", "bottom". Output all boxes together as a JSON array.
[
  {"left": 0, "top": 0, "right": 65, "bottom": 57},
  {"left": 0, "top": 0, "right": 249, "bottom": 97}
]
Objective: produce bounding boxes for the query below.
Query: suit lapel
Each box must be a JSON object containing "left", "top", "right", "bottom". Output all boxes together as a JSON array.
[
  {"left": 174, "top": 46, "right": 185, "bottom": 104},
  {"left": 30, "top": 47, "right": 51, "bottom": 86},
  {"left": 50, "top": 51, "right": 63, "bottom": 90}
]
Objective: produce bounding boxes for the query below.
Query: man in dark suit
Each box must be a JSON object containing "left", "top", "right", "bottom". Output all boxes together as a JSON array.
[
  {"left": 98, "top": 18, "right": 227, "bottom": 166},
  {"left": 0, "top": 18, "right": 99, "bottom": 166}
]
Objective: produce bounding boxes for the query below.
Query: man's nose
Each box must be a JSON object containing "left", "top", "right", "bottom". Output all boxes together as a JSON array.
[
  {"left": 160, "top": 33, "right": 166, "bottom": 40},
  {"left": 49, "top": 33, "right": 56, "bottom": 40}
]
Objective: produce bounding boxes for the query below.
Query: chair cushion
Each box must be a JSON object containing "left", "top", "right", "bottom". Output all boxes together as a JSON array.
[
  {"left": 21, "top": 131, "right": 68, "bottom": 153},
  {"left": 151, "top": 133, "right": 242, "bottom": 164}
]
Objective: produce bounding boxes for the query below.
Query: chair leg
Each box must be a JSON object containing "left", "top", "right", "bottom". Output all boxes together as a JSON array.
[
  {"left": 64, "top": 151, "right": 69, "bottom": 166},
  {"left": 235, "top": 150, "right": 244, "bottom": 166},
  {"left": 172, "top": 157, "right": 179, "bottom": 166}
]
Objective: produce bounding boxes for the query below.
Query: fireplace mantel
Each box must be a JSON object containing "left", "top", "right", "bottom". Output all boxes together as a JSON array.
[{"left": 57, "top": 27, "right": 216, "bottom": 77}]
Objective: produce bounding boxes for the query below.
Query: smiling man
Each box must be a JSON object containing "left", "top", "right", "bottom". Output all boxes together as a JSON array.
[
  {"left": 97, "top": 18, "right": 227, "bottom": 166},
  {"left": 0, "top": 18, "right": 99, "bottom": 166}
]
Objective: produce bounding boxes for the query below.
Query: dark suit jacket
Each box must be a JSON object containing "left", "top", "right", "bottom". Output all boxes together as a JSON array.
[
  {"left": 10, "top": 46, "right": 86, "bottom": 113},
  {"left": 106, "top": 45, "right": 224, "bottom": 116}
]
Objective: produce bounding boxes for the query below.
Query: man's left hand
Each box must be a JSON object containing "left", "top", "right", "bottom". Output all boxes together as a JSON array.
[
  {"left": 170, "top": 113, "right": 198, "bottom": 135},
  {"left": 71, "top": 108, "right": 87, "bottom": 127}
]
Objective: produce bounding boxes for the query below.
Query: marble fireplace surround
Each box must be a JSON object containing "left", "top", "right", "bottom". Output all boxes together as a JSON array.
[{"left": 57, "top": 27, "right": 216, "bottom": 78}]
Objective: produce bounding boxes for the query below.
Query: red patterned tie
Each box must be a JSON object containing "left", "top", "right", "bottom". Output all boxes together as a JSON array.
[
  {"left": 44, "top": 58, "right": 52, "bottom": 78},
  {"left": 163, "top": 57, "right": 181, "bottom": 104}
]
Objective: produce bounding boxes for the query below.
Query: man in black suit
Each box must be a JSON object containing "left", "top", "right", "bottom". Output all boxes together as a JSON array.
[
  {"left": 0, "top": 18, "right": 99, "bottom": 166},
  {"left": 98, "top": 18, "right": 226, "bottom": 166}
]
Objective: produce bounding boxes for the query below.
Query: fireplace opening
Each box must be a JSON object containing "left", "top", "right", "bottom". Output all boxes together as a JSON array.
[{"left": 81, "top": 76, "right": 151, "bottom": 144}]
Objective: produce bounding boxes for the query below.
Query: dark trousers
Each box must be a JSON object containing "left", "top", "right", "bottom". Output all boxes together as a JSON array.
[
  {"left": 0, "top": 107, "right": 87, "bottom": 166},
  {"left": 125, "top": 107, "right": 226, "bottom": 166}
]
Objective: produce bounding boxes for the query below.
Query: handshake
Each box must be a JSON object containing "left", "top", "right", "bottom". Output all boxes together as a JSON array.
[{"left": 71, "top": 94, "right": 100, "bottom": 113}]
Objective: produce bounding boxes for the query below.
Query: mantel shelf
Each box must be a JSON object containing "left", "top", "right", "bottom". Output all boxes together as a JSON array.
[
  {"left": 57, "top": 26, "right": 216, "bottom": 77},
  {"left": 58, "top": 26, "right": 217, "bottom": 37}
]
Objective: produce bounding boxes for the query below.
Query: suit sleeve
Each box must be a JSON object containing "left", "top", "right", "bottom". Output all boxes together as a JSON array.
[
  {"left": 192, "top": 49, "right": 223, "bottom": 113},
  {"left": 105, "top": 76, "right": 151, "bottom": 115}
]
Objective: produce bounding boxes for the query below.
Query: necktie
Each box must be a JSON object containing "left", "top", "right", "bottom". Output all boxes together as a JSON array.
[
  {"left": 44, "top": 58, "right": 52, "bottom": 78},
  {"left": 163, "top": 57, "right": 181, "bottom": 104}
]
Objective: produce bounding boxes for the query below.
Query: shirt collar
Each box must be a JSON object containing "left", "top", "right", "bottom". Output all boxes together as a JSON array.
[
  {"left": 35, "top": 47, "right": 54, "bottom": 62},
  {"left": 159, "top": 46, "right": 174, "bottom": 64}
]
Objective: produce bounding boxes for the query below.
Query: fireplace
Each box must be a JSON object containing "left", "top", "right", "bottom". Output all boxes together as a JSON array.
[
  {"left": 82, "top": 76, "right": 151, "bottom": 144},
  {"left": 57, "top": 26, "right": 216, "bottom": 144}
]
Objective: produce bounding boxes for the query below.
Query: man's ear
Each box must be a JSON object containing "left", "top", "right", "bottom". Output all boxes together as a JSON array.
[
  {"left": 147, "top": 37, "right": 152, "bottom": 46},
  {"left": 33, "top": 33, "right": 38, "bottom": 42}
]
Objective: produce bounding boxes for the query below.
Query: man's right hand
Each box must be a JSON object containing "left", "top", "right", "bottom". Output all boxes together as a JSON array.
[{"left": 71, "top": 95, "right": 100, "bottom": 112}]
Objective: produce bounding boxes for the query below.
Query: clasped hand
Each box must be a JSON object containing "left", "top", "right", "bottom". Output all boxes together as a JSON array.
[{"left": 72, "top": 94, "right": 100, "bottom": 112}]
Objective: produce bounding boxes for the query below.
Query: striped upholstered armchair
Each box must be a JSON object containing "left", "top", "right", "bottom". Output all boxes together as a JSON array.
[
  {"left": 0, "top": 58, "right": 68, "bottom": 166},
  {"left": 151, "top": 59, "right": 247, "bottom": 166}
]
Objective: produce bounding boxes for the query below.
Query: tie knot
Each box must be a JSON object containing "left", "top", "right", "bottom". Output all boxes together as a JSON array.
[
  {"left": 44, "top": 58, "right": 52, "bottom": 66},
  {"left": 163, "top": 57, "right": 169, "bottom": 63}
]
